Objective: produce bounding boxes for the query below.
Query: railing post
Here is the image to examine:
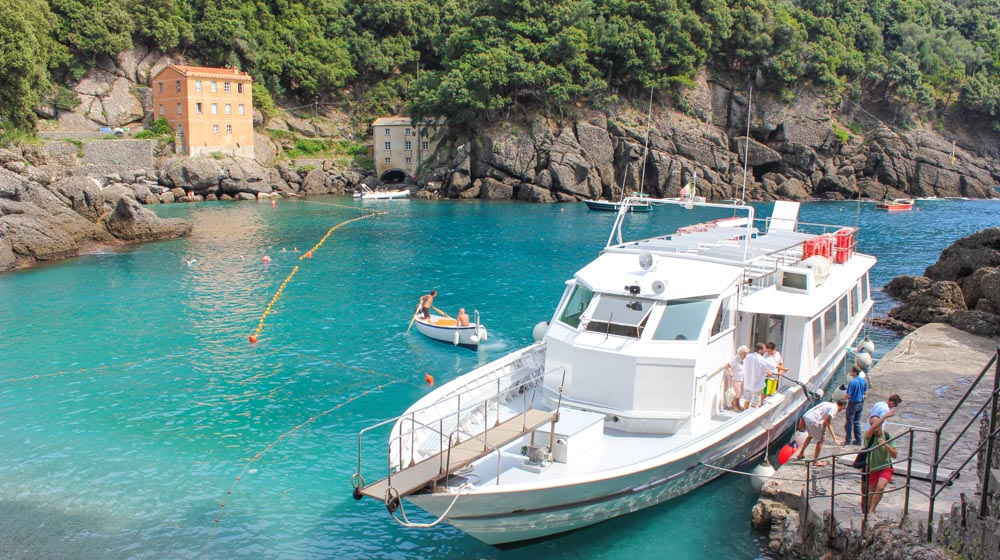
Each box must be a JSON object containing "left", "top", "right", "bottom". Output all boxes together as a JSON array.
[
  {"left": 803, "top": 461, "right": 811, "bottom": 540},
  {"left": 980, "top": 346, "right": 1000, "bottom": 518},
  {"left": 904, "top": 431, "right": 914, "bottom": 519},
  {"left": 829, "top": 458, "right": 837, "bottom": 538},
  {"left": 928, "top": 429, "right": 942, "bottom": 541}
]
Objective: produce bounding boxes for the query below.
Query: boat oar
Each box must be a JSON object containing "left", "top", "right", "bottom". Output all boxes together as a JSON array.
[
  {"left": 432, "top": 306, "right": 453, "bottom": 319},
  {"left": 405, "top": 306, "right": 419, "bottom": 334}
]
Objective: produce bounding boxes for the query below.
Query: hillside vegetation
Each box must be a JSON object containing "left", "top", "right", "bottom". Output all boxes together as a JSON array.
[{"left": 1, "top": 0, "right": 998, "bottom": 135}]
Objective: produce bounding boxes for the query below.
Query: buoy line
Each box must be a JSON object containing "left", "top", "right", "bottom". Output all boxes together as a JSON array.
[
  {"left": 1, "top": 348, "right": 229, "bottom": 384},
  {"left": 202, "top": 379, "right": 404, "bottom": 555},
  {"left": 249, "top": 209, "right": 381, "bottom": 344}
]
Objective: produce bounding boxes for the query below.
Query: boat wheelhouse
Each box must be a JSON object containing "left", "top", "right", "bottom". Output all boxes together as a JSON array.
[{"left": 353, "top": 198, "right": 876, "bottom": 545}]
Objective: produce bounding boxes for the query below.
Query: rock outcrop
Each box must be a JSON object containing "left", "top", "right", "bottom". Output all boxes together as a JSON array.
[
  {"left": 0, "top": 149, "right": 191, "bottom": 272},
  {"left": 883, "top": 228, "right": 1000, "bottom": 337}
]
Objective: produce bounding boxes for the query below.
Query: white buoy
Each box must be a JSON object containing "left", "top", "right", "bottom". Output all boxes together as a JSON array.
[
  {"left": 532, "top": 321, "right": 549, "bottom": 342},
  {"left": 858, "top": 337, "right": 875, "bottom": 354},
  {"left": 470, "top": 335, "right": 480, "bottom": 344},
  {"left": 832, "top": 384, "right": 848, "bottom": 402},
  {"left": 478, "top": 326, "right": 488, "bottom": 342},
  {"left": 750, "top": 461, "right": 776, "bottom": 492},
  {"left": 855, "top": 351, "right": 873, "bottom": 371}
]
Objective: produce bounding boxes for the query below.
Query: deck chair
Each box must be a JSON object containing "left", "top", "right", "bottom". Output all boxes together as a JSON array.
[{"left": 769, "top": 200, "right": 800, "bottom": 231}]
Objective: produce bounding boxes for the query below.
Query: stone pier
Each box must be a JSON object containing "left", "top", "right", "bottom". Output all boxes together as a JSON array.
[{"left": 752, "top": 323, "right": 998, "bottom": 558}]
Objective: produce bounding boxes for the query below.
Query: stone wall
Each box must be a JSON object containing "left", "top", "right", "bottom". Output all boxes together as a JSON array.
[{"left": 82, "top": 139, "right": 155, "bottom": 168}]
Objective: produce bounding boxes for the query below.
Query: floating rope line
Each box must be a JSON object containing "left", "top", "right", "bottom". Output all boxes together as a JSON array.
[
  {"left": 202, "top": 380, "right": 404, "bottom": 555},
  {"left": 3, "top": 349, "right": 208, "bottom": 384},
  {"left": 250, "top": 209, "right": 381, "bottom": 343}
]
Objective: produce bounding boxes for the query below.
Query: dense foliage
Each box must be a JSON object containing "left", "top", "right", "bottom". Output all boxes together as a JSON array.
[{"left": 1, "top": 0, "right": 998, "bottom": 134}]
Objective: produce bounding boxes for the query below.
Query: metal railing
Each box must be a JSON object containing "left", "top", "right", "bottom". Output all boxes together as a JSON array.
[{"left": 801, "top": 346, "right": 999, "bottom": 543}]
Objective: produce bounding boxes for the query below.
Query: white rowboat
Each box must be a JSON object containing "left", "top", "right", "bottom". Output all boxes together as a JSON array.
[{"left": 413, "top": 313, "right": 488, "bottom": 351}]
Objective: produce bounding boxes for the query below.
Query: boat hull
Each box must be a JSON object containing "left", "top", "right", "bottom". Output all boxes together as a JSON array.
[
  {"left": 584, "top": 200, "right": 651, "bottom": 212},
  {"left": 359, "top": 190, "right": 410, "bottom": 200},
  {"left": 413, "top": 315, "right": 486, "bottom": 350},
  {"left": 875, "top": 199, "right": 914, "bottom": 211},
  {"left": 403, "top": 344, "right": 849, "bottom": 545}
]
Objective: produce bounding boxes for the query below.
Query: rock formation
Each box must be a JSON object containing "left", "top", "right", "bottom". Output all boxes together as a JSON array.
[
  {"left": 0, "top": 147, "right": 190, "bottom": 272},
  {"left": 883, "top": 228, "right": 1000, "bottom": 337}
]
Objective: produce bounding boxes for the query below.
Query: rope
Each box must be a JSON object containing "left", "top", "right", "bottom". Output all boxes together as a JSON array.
[{"left": 387, "top": 482, "right": 472, "bottom": 528}]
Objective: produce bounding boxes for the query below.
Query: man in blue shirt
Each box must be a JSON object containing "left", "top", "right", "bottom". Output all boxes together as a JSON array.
[{"left": 844, "top": 366, "right": 867, "bottom": 445}]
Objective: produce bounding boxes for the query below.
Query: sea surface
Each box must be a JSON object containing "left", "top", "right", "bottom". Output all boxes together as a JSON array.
[{"left": 0, "top": 197, "right": 996, "bottom": 559}]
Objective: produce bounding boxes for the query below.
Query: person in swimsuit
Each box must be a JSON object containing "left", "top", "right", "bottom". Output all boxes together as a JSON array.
[{"left": 417, "top": 290, "right": 436, "bottom": 320}]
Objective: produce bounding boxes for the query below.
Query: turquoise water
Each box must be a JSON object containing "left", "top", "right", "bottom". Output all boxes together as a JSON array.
[{"left": 0, "top": 197, "right": 996, "bottom": 559}]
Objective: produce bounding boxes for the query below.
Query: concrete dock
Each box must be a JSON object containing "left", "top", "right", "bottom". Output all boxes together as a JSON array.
[{"left": 754, "top": 323, "right": 999, "bottom": 558}]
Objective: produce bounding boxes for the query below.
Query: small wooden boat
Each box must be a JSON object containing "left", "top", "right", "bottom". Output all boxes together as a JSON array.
[
  {"left": 353, "top": 185, "right": 411, "bottom": 200},
  {"left": 413, "top": 312, "right": 488, "bottom": 351},
  {"left": 875, "top": 198, "right": 914, "bottom": 211}
]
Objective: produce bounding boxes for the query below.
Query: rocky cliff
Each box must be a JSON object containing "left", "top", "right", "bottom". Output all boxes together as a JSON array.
[{"left": 416, "top": 74, "right": 999, "bottom": 203}]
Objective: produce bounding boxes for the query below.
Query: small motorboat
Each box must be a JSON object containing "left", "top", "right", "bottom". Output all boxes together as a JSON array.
[
  {"left": 584, "top": 199, "right": 651, "bottom": 212},
  {"left": 875, "top": 198, "right": 914, "bottom": 211},
  {"left": 413, "top": 311, "right": 488, "bottom": 351},
  {"left": 353, "top": 185, "right": 411, "bottom": 200}
]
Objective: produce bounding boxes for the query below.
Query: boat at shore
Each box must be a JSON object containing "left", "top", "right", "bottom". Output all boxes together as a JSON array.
[
  {"left": 413, "top": 312, "right": 488, "bottom": 351},
  {"left": 875, "top": 198, "right": 914, "bottom": 211},
  {"left": 584, "top": 196, "right": 651, "bottom": 212},
  {"left": 354, "top": 185, "right": 411, "bottom": 200},
  {"left": 353, "top": 197, "right": 876, "bottom": 545}
]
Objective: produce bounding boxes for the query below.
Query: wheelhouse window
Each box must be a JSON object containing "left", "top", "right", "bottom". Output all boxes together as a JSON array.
[
  {"left": 557, "top": 285, "right": 593, "bottom": 328},
  {"left": 837, "top": 296, "right": 849, "bottom": 332},
  {"left": 850, "top": 284, "right": 860, "bottom": 318},
  {"left": 652, "top": 298, "right": 712, "bottom": 341},
  {"left": 584, "top": 295, "right": 651, "bottom": 338},
  {"left": 710, "top": 295, "right": 734, "bottom": 337},
  {"left": 862, "top": 273, "right": 870, "bottom": 302}
]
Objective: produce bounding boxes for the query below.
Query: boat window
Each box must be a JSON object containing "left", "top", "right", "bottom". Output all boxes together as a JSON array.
[
  {"left": 584, "top": 296, "right": 652, "bottom": 338},
  {"left": 837, "top": 296, "right": 849, "bottom": 332},
  {"left": 862, "top": 273, "right": 870, "bottom": 302},
  {"left": 823, "top": 305, "right": 837, "bottom": 347},
  {"left": 652, "top": 298, "right": 712, "bottom": 341},
  {"left": 812, "top": 318, "right": 823, "bottom": 359},
  {"left": 557, "top": 285, "right": 594, "bottom": 328},
  {"left": 710, "top": 295, "right": 734, "bottom": 337},
  {"left": 850, "top": 284, "right": 860, "bottom": 318}
]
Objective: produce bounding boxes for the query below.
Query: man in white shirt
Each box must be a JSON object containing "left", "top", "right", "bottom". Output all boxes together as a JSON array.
[
  {"left": 725, "top": 346, "right": 749, "bottom": 410},
  {"left": 794, "top": 399, "right": 846, "bottom": 466},
  {"left": 742, "top": 343, "right": 776, "bottom": 408}
]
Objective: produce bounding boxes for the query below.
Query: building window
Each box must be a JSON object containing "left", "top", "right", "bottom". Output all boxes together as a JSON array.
[
  {"left": 238, "top": 104, "right": 245, "bottom": 115},
  {"left": 405, "top": 128, "right": 411, "bottom": 136},
  {"left": 224, "top": 82, "right": 231, "bottom": 93},
  {"left": 195, "top": 80, "right": 202, "bottom": 92},
  {"left": 405, "top": 141, "right": 412, "bottom": 150},
  {"left": 422, "top": 141, "right": 429, "bottom": 150},
  {"left": 213, "top": 125, "right": 219, "bottom": 134},
  {"left": 196, "top": 102, "right": 203, "bottom": 114},
  {"left": 225, "top": 104, "right": 231, "bottom": 115},
  {"left": 384, "top": 128, "right": 390, "bottom": 136},
  {"left": 384, "top": 142, "right": 391, "bottom": 150},
  {"left": 237, "top": 83, "right": 244, "bottom": 94},
  {"left": 210, "top": 82, "right": 217, "bottom": 92},
  {"left": 177, "top": 103, "right": 182, "bottom": 114},
  {"left": 384, "top": 157, "right": 391, "bottom": 164},
  {"left": 158, "top": 104, "right": 164, "bottom": 115},
  {"left": 405, "top": 157, "right": 412, "bottom": 164},
  {"left": 158, "top": 82, "right": 163, "bottom": 93},
  {"left": 175, "top": 80, "right": 181, "bottom": 92},
  {"left": 226, "top": 124, "right": 232, "bottom": 133},
  {"left": 211, "top": 103, "right": 218, "bottom": 114}
]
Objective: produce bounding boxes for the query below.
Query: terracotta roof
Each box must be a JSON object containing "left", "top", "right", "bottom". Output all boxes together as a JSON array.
[
  {"left": 372, "top": 116, "right": 444, "bottom": 126},
  {"left": 160, "top": 64, "right": 252, "bottom": 80}
]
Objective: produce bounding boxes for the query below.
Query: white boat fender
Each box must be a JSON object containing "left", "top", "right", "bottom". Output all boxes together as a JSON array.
[
  {"left": 453, "top": 330, "right": 460, "bottom": 345},
  {"left": 478, "top": 326, "right": 488, "bottom": 342},
  {"left": 832, "top": 384, "right": 848, "bottom": 402},
  {"left": 750, "top": 461, "right": 776, "bottom": 492},
  {"left": 470, "top": 335, "right": 479, "bottom": 344},
  {"left": 532, "top": 321, "right": 549, "bottom": 342},
  {"left": 855, "top": 351, "right": 873, "bottom": 371},
  {"left": 858, "top": 337, "right": 875, "bottom": 354},
  {"left": 792, "top": 430, "right": 808, "bottom": 448}
]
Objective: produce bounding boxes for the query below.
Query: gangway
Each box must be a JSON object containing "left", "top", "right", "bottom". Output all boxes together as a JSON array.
[{"left": 357, "top": 408, "right": 556, "bottom": 502}]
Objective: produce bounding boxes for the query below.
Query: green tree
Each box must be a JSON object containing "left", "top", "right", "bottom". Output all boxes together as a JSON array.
[
  {"left": 50, "top": 0, "right": 133, "bottom": 77},
  {"left": 0, "top": 0, "right": 65, "bottom": 131}
]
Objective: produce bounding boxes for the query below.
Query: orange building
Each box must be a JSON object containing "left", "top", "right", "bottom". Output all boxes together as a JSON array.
[{"left": 151, "top": 65, "right": 254, "bottom": 158}]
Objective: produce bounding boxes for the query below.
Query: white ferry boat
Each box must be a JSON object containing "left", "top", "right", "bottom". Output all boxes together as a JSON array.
[{"left": 352, "top": 197, "right": 875, "bottom": 545}]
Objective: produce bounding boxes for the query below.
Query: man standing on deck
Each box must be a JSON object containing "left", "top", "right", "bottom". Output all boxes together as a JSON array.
[
  {"left": 742, "top": 343, "right": 776, "bottom": 408},
  {"left": 844, "top": 366, "right": 868, "bottom": 445}
]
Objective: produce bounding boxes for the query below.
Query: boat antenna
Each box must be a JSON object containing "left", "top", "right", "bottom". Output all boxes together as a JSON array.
[
  {"left": 638, "top": 87, "right": 654, "bottom": 198},
  {"left": 740, "top": 85, "right": 752, "bottom": 203}
]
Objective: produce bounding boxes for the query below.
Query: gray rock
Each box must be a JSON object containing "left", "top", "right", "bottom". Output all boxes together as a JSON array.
[
  {"left": 105, "top": 196, "right": 191, "bottom": 240},
  {"left": 925, "top": 227, "right": 1000, "bottom": 283},
  {"left": 299, "top": 168, "right": 328, "bottom": 196},
  {"left": 49, "top": 176, "right": 103, "bottom": 221},
  {"left": 254, "top": 132, "right": 277, "bottom": 167},
  {"left": 549, "top": 126, "right": 600, "bottom": 198},
  {"left": 884, "top": 275, "right": 933, "bottom": 302},
  {"left": 516, "top": 184, "right": 554, "bottom": 203},
  {"left": 478, "top": 178, "right": 514, "bottom": 200},
  {"left": 888, "top": 281, "right": 968, "bottom": 325}
]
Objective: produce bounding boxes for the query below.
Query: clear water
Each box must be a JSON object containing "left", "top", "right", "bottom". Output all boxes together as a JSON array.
[{"left": 1, "top": 197, "right": 996, "bottom": 559}]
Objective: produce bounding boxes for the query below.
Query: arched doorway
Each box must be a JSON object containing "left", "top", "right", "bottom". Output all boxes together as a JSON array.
[{"left": 379, "top": 168, "right": 409, "bottom": 184}]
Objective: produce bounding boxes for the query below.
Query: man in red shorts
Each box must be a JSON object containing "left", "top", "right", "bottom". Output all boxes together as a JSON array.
[{"left": 863, "top": 406, "right": 898, "bottom": 515}]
